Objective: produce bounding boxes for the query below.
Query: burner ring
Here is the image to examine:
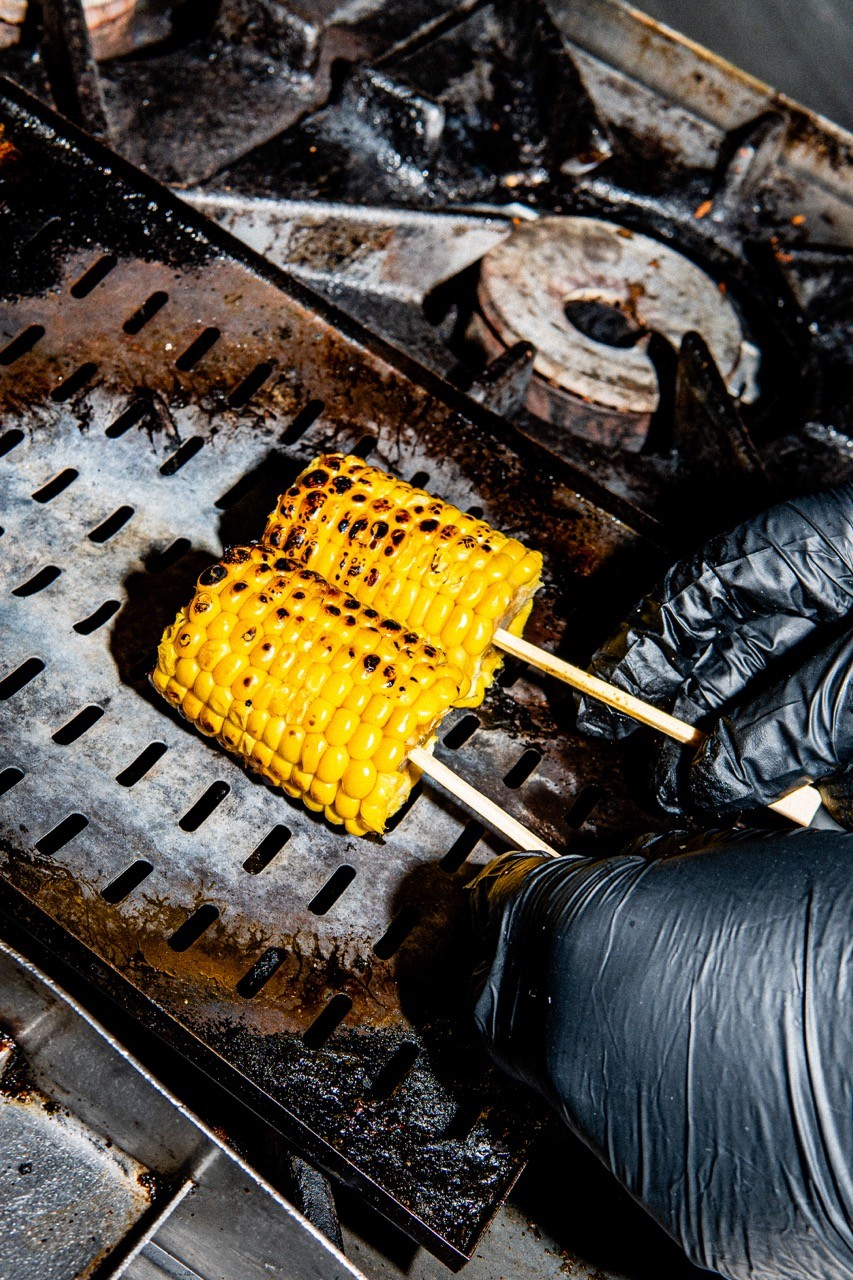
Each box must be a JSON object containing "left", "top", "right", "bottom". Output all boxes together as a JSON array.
[{"left": 475, "top": 216, "right": 760, "bottom": 443}]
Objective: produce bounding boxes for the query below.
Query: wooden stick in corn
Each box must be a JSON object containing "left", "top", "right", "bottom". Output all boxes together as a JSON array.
[
  {"left": 152, "top": 546, "right": 559, "bottom": 849},
  {"left": 495, "top": 629, "right": 822, "bottom": 828}
]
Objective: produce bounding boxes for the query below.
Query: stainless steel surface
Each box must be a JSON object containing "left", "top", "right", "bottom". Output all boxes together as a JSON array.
[{"left": 0, "top": 940, "right": 365, "bottom": 1280}]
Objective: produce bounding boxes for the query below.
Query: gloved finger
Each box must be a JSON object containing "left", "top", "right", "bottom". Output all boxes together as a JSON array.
[
  {"left": 468, "top": 851, "right": 556, "bottom": 956},
  {"left": 576, "top": 485, "right": 853, "bottom": 741},
  {"left": 656, "top": 626, "right": 853, "bottom": 820}
]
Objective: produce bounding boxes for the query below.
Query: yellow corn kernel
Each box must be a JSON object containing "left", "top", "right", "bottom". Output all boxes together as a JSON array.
[
  {"left": 207, "top": 612, "right": 237, "bottom": 642},
  {"left": 334, "top": 790, "right": 361, "bottom": 820},
  {"left": 326, "top": 706, "right": 359, "bottom": 746},
  {"left": 441, "top": 605, "right": 473, "bottom": 651},
  {"left": 310, "top": 777, "right": 339, "bottom": 807},
  {"left": 462, "top": 615, "right": 493, "bottom": 657},
  {"left": 316, "top": 744, "right": 349, "bottom": 784},
  {"left": 422, "top": 592, "right": 454, "bottom": 635},
  {"left": 181, "top": 690, "right": 203, "bottom": 721},
  {"left": 263, "top": 717, "right": 286, "bottom": 751},
  {"left": 300, "top": 732, "right": 325, "bottom": 774},
  {"left": 213, "top": 652, "right": 246, "bottom": 688},
  {"left": 342, "top": 685, "right": 372, "bottom": 715},
  {"left": 193, "top": 670, "right": 215, "bottom": 703},
  {"left": 342, "top": 759, "right": 377, "bottom": 799},
  {"left": 322, "top": 671, "right": 353, "bottom": 707},
  {"left": 373, "top": 736, "right": 405, "bottom": 772},
  {"left": 479, "top": 581, "right": 514, "bottom": 621},
  {"left": 174, "top": 657, "right": 199, "bottom": 689},
  {"left": 362, "top": 694, "right": 392, "bottom": 726},
  {"left": 347, "top": 722, "right": 381, "bottom": 760}
]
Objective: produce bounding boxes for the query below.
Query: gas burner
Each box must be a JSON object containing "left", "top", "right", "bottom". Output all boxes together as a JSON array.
[{"left": 470, "top": 215, "right": 760, "bottom": 450}]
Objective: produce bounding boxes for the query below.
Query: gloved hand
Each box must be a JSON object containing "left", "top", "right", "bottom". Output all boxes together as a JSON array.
[
  {"left": 575, "top": 486, "right": 853, "bottom": 823},
  {"left": 471, "top": 831, "right": 853, "bottom": 1280}
]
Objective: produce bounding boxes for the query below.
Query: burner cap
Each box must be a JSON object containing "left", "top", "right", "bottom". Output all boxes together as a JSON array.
[{"left": 475, "top": 216, "right": 759, "bottom": 442}]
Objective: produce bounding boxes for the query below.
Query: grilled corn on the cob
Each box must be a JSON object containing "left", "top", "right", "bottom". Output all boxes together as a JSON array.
[
  {"left": 152, "top": 546, "right": 463, "bottom": 836},
  {"left": 264, "top": 454, "right": 543, "bottom": 707}
]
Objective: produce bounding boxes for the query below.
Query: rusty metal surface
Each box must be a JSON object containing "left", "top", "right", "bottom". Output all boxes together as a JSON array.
[{"left": 0, "top": 82, "right": 663, "bottom": 1266}]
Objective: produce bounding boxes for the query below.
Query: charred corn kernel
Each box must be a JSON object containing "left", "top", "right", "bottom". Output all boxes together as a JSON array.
[
  {"left": 304, "top": 697, "right": 334, "bottom": 733},
  {"left": 301, "top": 733, "right": 325, "bottom": 774},
  {"left": 153, "top": 546, "right": 462, "bottom": 835},
  {"left": 264, "top": 454, "right": 543, "bottom": 705}
]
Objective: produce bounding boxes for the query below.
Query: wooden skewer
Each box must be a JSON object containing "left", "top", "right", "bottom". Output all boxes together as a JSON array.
[
  {"left": 494, "top": 628, "right": 823, "bottom": 829},
  {"left": 408, "top": 746, "right": 560, "bottom": 857}
]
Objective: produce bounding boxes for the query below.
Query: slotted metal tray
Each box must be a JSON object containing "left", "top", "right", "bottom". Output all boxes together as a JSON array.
[{"left": 0, "top": 79, "right": 659, "bottom": 1266}]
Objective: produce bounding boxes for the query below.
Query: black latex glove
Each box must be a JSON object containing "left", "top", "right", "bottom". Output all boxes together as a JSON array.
[
  {"left": 471, "top": 832, "right": 853, "bottom": 1280},
  {"left": 575, "top": 486, "right": 853, "bottom": 822}
]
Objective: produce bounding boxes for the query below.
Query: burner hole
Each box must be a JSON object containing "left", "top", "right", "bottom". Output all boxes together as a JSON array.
[
  {"left": 308, "top": 864, "right": 357, "bottom": 914},
  {"left": 101, "top": 859, "right": 153, "bottom": 904},
  {"left": 12, "top": 565, "right": 62, "bottom": 597},
  {"left": 440, "top": 820, "right": 484, "bottom": 872},
  {"left": 0, "top": 325, "right": 45, "bottom": 366},
  {"left": 303, "top": 993, "right": 352, "bottom": 1049},
  {"left": 443, "top": 1100, "right": 483, "bottom": 1142},
  {"left": 168, "top": 903, "right": 220, "bottom": 952},
  {"left": 0, "top": 767, "right": 25, "bottom": 797},
  {"left": 160, "top": 437, "right": 204, "bottom": 476},
  {"left": 52, "top": 704, "right": 104, "bottom": 745},
  {"left": 88, "top": 506, "right": 134, "bottom": 543},
  {"left": 179, "top": 780, "right": 230, "bottom": 831},
  {"left": 385, "top": 780, "right": 423, "bottom": 832},
  {"left": 243, "top": 824, "right": 291, "bottom": 874},
  {"left": 466, "top": 505, "right": 484, "bottom": 519},
  {"left": 229, "top": 361, "right": 274, "bottom": 409},
  {"left": 503, "top": 747, "right": 542, "bottom": 789},
  {"left": 123, "top": 291, "right": 168, "bottom": 335},
  {"left": 236, "top": 946, "right": 288, "bottom": 998},
  {"left": 352, "top": 436, "right": 376, "bottom": 459},
  {"left": 215, "top": 472, "right": 262, "bottom": 510},
  {"left": 147, "top": 538, "right": 191, "bottom": 572},
  {"left": 70, "top": 254, "right": 117, "bottom": 298},
  {"left": 563, "top": 298, "right": 644, "bottom": 348},
  {"left": 175, "top": 326, "right": 221, "bottom": 371},
  {"left": 373, "top": 906, "right": 420, "bottom": 960},
  {"left": 370, "top": 1041, "right": 419, "bottom": 1099},
  {"left": 36, "top": 813, "right": 88, "bottom": 856},
  {"left": 74, "top": 599, "right": 121, "bottom": 634},
  {"left": 409, "top": 471, "right": 430, "bottom": 488},
  {"left": 443, "top": 714, "right": 480, "bottom": 750},
  {"left": 0, "top": 658, "right": 45, "bottom": 700},
  {"left": 0, "top": 429, "right": 24, "bottom": 458},
  {"left": 106, "top": 401, "right": 148, "bottom": 438},
  {"left": 50, "top": 362, "right": 98, "bottom": 403},
  {"left": 496, "top": 657, "right": 525, "bottom": 689},
  {"left": 116, "top": 742, "right": 168, "bottom": 787},
  {"left": 31, "top": 468, "right": 78, "bottom": 503},
  {"left": 281, "top": 399, "right": 324, "bottom": 446},
  {"left": 566, "top": 783, "right": 604, "bottom": 828}
]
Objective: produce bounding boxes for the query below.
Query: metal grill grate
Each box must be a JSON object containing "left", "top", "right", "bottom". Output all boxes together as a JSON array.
[{"left": 0, "top": 80, "right": 660, "bottom": 1266}]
